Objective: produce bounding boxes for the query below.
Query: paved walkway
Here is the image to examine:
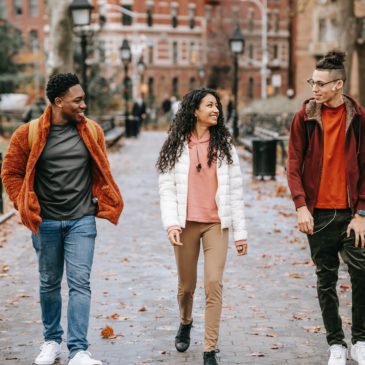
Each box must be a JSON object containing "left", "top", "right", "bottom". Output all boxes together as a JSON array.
[{"left": 0, "top": 131, "right": 355, "bottom": 364}]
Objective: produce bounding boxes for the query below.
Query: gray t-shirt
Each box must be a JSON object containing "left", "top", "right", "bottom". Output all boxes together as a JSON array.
[{"left": 34, "top": 123, "right": 96, "bottom": 220}]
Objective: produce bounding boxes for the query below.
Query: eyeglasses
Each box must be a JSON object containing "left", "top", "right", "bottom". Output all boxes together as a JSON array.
[{"left": 307, "top": 78, "right": 341, "bottom": 88}]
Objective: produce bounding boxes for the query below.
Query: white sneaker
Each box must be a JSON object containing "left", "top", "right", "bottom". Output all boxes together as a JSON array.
[
  {"left": 35, "top": 341, "right": 61, "bottom": 365},
  {"left": 328, "top": 344, "right": 347, "bottom": 365},
  {"left": 351, "top": 341, "right": 365, "bottom": 364},
  {"left": 68, "top": 351, "right": 102, "bottom": 365}
]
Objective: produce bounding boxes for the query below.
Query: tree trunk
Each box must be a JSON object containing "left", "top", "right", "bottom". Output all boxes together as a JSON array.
[{"left": 47, "top": 0, "right": 74, "bottom": 77}]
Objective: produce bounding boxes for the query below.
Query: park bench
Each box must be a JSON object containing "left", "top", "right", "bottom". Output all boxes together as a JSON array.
[{"left": 98, "top": 116, "right": 125, "bottom": 147}]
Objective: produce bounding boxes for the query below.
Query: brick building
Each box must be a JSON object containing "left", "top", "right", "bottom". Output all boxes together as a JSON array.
[
  {"left": 205, "top": 0, "right": 292, "bottom": 104},
  {"left": 89, "top": 0, "right": 207, "bottom": 105},
  {"left": 0, "top": 0, "right": 47, "bottom": 98},
  {"left": 292, "top": 0, "right": 365, "bottom": 103}
]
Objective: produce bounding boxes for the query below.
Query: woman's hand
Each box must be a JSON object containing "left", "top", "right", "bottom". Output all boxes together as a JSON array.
[
  {"left": 235, "top": 240, "right": 248, "bottom": 256},
  {"left": 168, "top": 229, "right": 183, "bottom": 246}
]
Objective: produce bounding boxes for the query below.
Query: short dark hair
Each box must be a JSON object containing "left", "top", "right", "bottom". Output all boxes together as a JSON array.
[
  {"left": 46, "top": 73, "right": 80, "bottom": 104},
  {"left": 316, "top": 50, "right": 346, "bottom": 82}
]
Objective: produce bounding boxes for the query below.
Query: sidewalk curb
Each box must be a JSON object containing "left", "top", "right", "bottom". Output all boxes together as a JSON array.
[{"left": 0, "top": 209, "right": 16, "bottom": 225}]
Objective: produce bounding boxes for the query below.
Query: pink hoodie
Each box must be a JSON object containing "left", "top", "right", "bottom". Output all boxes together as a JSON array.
[{"left": 186, "top": 130, "right": 220, "bottom": 223}]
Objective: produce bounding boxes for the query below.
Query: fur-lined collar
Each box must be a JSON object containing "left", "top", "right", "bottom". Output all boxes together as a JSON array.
[{"left": 304, "top": 95, "right": 360, "bottom": 132}]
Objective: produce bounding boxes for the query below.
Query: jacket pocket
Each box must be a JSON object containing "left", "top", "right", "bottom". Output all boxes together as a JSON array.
[{"left": 99, "top": 185, "right": 119, "bottom": 206}]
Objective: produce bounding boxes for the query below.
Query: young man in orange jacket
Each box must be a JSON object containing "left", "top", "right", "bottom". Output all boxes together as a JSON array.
[
  {"left": 287, "top": 51, "right": 365, "bottom": 365},
  {"left": 2, "top": 73, "right": 123, "bottom": 365}
]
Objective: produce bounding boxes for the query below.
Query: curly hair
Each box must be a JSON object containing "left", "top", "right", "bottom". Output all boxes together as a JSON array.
[
  {"left": 46, "top": 73, "right": 80, "bottom": 104},
  {"left": 156, "top": 88, "right": 233, "bottom": 173},
  {"left": 316, "top": 50, "right": 346, "bottom": 81}
]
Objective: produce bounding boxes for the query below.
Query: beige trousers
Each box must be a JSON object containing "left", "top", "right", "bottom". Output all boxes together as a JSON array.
[{"left": 174, "top": 221, "right": 228, "bottom": 351}]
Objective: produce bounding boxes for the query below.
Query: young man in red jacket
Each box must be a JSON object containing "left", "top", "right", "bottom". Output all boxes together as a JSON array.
[{"left": 287, "top": 50, "right": 365, "bottom": 365}]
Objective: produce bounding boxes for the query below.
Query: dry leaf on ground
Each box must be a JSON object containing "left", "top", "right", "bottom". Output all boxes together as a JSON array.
[{"left": 101, "top": 325, "right": 117, "bottom": 339}]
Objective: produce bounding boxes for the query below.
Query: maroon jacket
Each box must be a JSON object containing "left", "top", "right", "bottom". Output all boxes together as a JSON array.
[{"left": 287, "top": 95, "right": 365, "bottom": 214}]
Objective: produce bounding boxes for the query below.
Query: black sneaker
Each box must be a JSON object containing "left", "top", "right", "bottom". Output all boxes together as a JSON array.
[
  {"left": 203, "top": 350, "right": 219, "bottom": 365},
  {"left": 175, "top": 321, "right": 193, "bottom": 352}
]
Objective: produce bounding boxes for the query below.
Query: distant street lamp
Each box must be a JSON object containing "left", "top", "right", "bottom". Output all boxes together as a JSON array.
[
  {"left": 229, "top": 25, "right": 245, "bottom": 140},
  {"left": 120, "top": 39, "right": 132, "bottom": 134},
  {"left": 70, "top": 0, "right": 94, "bottom": 106}
]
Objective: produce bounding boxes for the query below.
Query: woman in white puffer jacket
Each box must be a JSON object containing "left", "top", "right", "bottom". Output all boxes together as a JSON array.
[{"left": 157, "top": 88, "right": 247, "bottom": 365}]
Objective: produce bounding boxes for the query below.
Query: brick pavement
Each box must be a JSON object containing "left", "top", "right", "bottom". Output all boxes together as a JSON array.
[{"left": 0, "top": 131, "right": 357, "bottom": 365}]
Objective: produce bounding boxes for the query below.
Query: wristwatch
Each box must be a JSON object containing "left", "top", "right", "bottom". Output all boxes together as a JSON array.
[{"left": 356, "top": 210, "right": 365, "bottom": 217}]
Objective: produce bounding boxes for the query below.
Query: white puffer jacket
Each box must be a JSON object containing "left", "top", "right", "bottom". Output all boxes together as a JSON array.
[{"left": 158, "top": 143, "right": 247, "bottom": 241}]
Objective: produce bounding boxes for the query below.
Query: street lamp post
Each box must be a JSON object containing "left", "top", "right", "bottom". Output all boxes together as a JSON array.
[
  {"left": 70, "top": 0, "right": 94, "bottom": 106},
  {"left": 229, "top": 25, "right": 245, "bottom": 140},
  {"left": 120, "top": 39, "right": 132, "bottom": 135}
]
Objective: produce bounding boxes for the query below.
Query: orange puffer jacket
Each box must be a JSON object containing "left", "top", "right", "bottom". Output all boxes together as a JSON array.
[{"left": 1, "top": 105, "right": 123, "bottom": 233}]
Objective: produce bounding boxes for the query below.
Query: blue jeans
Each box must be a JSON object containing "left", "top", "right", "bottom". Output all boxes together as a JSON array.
[{"left": 31, "top": 215, "right": 97, "bottom": 358}]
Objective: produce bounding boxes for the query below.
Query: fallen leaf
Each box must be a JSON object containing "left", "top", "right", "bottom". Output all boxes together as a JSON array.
[
  {"left": 303, "top": 326, "right": 322, "bottom": 333},
  {"left": 249, "top": 352, "right": 265, "bottom": 357},
  {"left": 339, "top": 284, "right": 351, "bottom": 291},
  {"left": 288, "top": 273, "right": 304, "bottom": 279},
  {"left": 107, "top": 313, "right": 120, "bottom": 320},
  {"left": 271, "top": 343, "right": 283, "bottom": 350},
  {"left": 101, "top": 325, "right": 117, "bottom": 339},
  {"left": 275, "top": 185, "right": 287, "bottom": 197}
]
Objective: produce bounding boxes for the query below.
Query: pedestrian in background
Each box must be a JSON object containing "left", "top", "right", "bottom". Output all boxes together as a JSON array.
[
  {"left": 157, "top": 88, "right": 248, "bottom": 365},
  {"left": 132, "top": 97, "right": 146, "bottom": 133},
  {"left": 287, "top": 51, "right": 365, "bottom": 365},
  {"left": 2, "top": 73, "right": 123, "bottom": 365}
]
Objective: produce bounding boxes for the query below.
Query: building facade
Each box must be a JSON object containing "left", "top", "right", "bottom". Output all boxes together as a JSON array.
[
  {"left": 90, "top": 0, "right": 207, "bottom": 105},
  {"left": 205, "top": 0, "right": 292, "bottom": 104},
  {"left": 292, "top": 0, "right": 365, "bottom": 103}
]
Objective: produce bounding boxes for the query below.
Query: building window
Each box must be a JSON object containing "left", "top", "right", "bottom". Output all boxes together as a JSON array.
[
  {"left": 172, "top": 41, "right": 178, "bottom": 65},
  {"left": 29, "top": 29, "right": 39, "bottom": 53},
  {"left": 171, "top": 4, "right": 178, "bottom": 28},
  {"left": 29, "top": 0, "right": 38, "bottom": 16},
  {"left": 248, "top": 44, "right": 254, "bottom": 62},
  {"left": 148, "top": 45, "right": 153, "bottom": 65},
  {"left": 273, "top": 44, "right": 279, "bottom": 60},
  {"left": 248, "top": 77, "right": 254, "bottom": 99},
  {"left": 318, "top": 18, "right": 326, "bottom": 41},
  {"left": 148, "top": 77, "right": 154, "bottom": 99},
  {"left": 189, "top": 77, "right": 196, "bottom": 90},
  {"left": 189, "top": 42, "right": 196, "bottom": 64},
  {"left": 273, "top": 12, "right": 279, "bottom": 32},
  {"left": 188, "top": 4, "right": 196, "bottom": 29},
  {"left": 147, "top": 4, "right": 153, "bottom": 27},
  {"left": 14, "top": 0, "right": 22, "bottom": 15},
  {"left": 172, "top": 77, "right": 179, "bottom": 97},
  {"left": 29, "top": 29, "right": 39, "bottom": 52},
  {"left": 0, "top": 0, "right": 7, "bottom": 18},
  {"left": 248, "top": 9, "right": 254, "bottom": 32},
  {"left": 121, "top": 4, "right": 133, "bottom": 26}
]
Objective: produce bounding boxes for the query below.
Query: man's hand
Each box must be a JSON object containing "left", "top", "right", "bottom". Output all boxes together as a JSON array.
[
  {"left": 168, "top": 229, "right": 183, "bottom": 246},
  {"left": 297, "top": 206, "right": 314, "bottom": 235},
  {"left": 347, "top": 215, "right": 365, "bottom": 248}
]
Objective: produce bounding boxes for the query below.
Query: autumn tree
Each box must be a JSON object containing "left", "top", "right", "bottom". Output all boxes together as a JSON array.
[{"left": 0, "top": 20, "right": 23, "bottom": 93}]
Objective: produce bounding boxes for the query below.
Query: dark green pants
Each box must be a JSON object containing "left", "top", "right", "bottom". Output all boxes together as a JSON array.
[{"left": 308, "top": 208, "right": 365, "bottom": 346}]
